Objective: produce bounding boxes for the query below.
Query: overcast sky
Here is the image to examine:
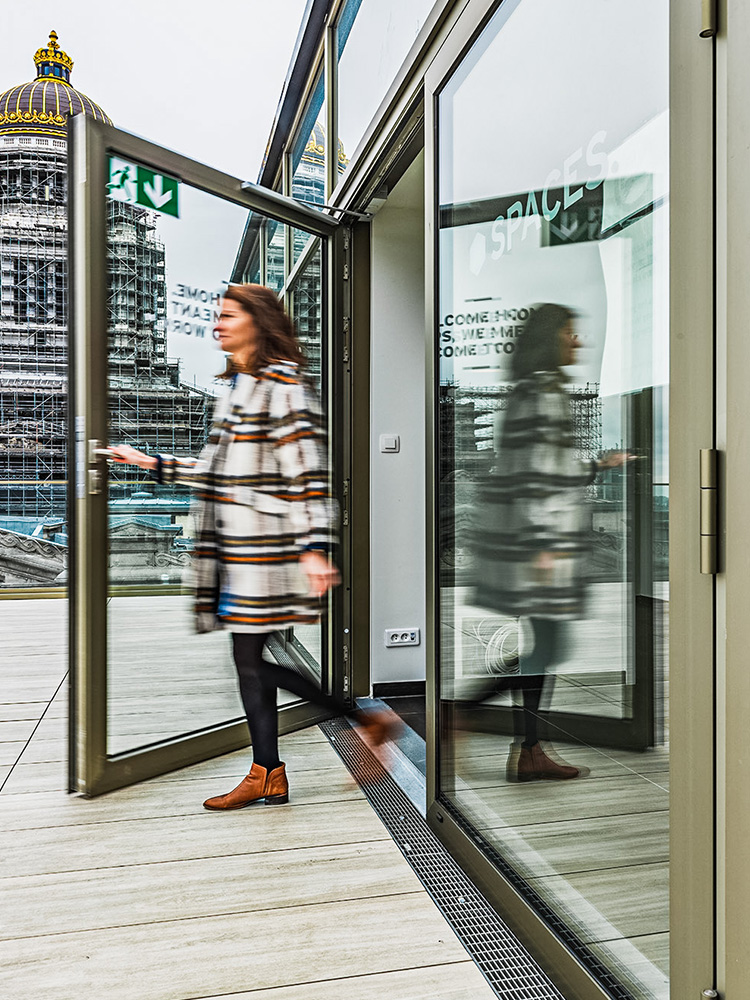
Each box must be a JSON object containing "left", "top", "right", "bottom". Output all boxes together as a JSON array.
[{"left": 1, "top": 0, "right": 309, "bottom": 179}]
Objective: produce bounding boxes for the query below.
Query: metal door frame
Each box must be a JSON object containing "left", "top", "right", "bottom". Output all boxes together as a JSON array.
[{"left": 68, "top": 116, "right": 347, "bottom": 796}]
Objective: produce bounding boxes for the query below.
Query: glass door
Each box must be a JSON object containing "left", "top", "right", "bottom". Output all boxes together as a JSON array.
[
  {"left": 279, "top": 235, "right": 327, "bottom": 679},
  {"left": 434, "top": 0, "right": 669, "bottom": 754},
  {"left": 68, "top": 118, "right": 345, "bottom": 796},
  {"left": 425, "top": 1, "right": 715, "bottom": 999}
]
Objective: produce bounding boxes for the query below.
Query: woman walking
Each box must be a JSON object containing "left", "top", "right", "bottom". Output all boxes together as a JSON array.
[{"left": 110, "top": 284, "right": 396, "bottom": 809}]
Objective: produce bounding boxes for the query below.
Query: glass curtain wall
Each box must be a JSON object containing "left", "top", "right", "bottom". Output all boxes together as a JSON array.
[
  {"left": 279, "top": 0, "right": 436, "bottom": 206},
  {"left": 435, "top": 2, "right": 669, "bottom": 998},
  {"left": 291, "top": 72, "right": 327, "bottom": 212},
  {"left": 336, "top": 0, "right": 435, "bottom": 174}
]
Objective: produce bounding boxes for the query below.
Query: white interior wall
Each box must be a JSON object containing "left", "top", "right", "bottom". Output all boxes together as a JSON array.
[{"left": 369, "top": 150, "right": 426, "bottom": 686}]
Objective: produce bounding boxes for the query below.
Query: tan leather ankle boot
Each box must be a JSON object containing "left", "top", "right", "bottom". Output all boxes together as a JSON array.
[
  {"left": 203, "top": 761, "right": 289, "bottom": 810},
  {"left": 263, "top": 763, "right": 289, "bottom": 804}
]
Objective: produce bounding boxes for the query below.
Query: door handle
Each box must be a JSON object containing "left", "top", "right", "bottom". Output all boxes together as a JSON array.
[{"left": 87, "top": 439, "right": 111, "bottom": 494}]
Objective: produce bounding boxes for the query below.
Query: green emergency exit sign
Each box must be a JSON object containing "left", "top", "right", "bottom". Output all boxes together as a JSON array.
[{"left": 107, "top": 156, "right": 180, "bottom": 217}]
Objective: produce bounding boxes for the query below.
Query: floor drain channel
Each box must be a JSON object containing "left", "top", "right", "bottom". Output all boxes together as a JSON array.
[{"left": 320, "top": 717, "right": 566, "bottom": 1000}]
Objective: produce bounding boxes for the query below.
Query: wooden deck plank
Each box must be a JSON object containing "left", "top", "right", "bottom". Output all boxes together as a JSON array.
[
  {"left": 0, "top": 893, "right": 480, "bottom": 1000},
  {"left": 0, "top": 797, "right": 392, "bottom": 878},
  {"left": 0, "top": 841, "right": 424, "bottom": 940},
  {"left": 192, "top": 962, "right": 492, "bottom": 1000},
  {"left": 0, "top": 759, "right": 363, "bottom": 831}
]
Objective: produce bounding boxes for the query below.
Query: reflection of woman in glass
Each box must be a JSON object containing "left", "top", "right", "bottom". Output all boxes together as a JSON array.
[
  {"left": 110, "top": 285, "right": 398, "bottom": 809},
  {"left": 475, "top": 304, "right": 626, "bottom": 781}
]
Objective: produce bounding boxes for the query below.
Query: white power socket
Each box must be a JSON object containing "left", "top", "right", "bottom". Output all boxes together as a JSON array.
[{"left": 384, "top": 628, "right": 420, "bottom": 647}]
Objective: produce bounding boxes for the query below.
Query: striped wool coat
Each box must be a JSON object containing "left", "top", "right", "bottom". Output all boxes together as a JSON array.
[
  {"left": 473, "top": 370, "right": 596, "bottom": 620},
  {"left": 156, "top": 362, "right": 337, "bottom": 634}
]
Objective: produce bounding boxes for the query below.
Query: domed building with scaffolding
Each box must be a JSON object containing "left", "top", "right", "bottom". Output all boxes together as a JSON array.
[
  {"left": 291, "top": 119, "right": 348, "bottom": 206},
  {"left": 0, "top": 31, "right": 113, "bottom": 524},
  {"left": 0, "top": 34, "right": 210, "bottom": 584}
]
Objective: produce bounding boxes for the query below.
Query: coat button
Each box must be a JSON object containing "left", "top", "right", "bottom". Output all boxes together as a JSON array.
[{"left": 216, "top": 519, "right": 223, "bottom": 529}]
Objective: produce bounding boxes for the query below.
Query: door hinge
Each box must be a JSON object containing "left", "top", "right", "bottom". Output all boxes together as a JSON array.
[
  {"left": 700, "top": 0, "right": 717, "bottom": 37},
  {"left": 343, "top": 316, "right": 350, "bottom": 363},
  {"left": 343, "top": 262, "right": 349, "bottom": 280},
  {"left": 342, "top": 478, "right": 350, "bottom": 527},
  {"left": 700, "top": 448, "right": 717, "bottom": 574},
  {"left": 343, "top": 643, "right": 350, "bottom": 694}
]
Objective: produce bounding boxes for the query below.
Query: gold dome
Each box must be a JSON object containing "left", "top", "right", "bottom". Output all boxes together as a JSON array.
[
  {"left": 0, "top": 31, "right": 111, "bottom": 139},
  {"left": 301, "top": 121, "right": 349, "bottom": 172}
]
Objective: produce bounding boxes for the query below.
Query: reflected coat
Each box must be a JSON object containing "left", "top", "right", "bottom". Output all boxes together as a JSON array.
[
  {"left": 474, "top": 370, "right": 595, "bottom": 620},
  {"left": 156, "top": 362, "right": 337, "bottom": 634}
]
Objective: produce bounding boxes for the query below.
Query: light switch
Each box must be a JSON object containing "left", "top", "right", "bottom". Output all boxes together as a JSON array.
[{"left": 380, "top": 434, "right": 400, "bottom": 453}]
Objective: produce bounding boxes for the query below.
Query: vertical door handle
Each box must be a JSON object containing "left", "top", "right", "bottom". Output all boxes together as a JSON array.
[{"left": 87, "top": 439, "right": 112, "bottom": 495}]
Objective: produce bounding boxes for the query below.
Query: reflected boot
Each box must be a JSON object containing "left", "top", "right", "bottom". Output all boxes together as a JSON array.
[
  {"left": 203, "top": 762, "right": 289, "bottom": 810},
  {"left": 358, "top": 708, "right": 403, "bottom": 746},
  {"left": 510, "top": 742, "right": 580, "bottom": 782}
]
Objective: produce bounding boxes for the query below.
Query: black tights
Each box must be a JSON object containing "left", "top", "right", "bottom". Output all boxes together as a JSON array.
[
  {"left": 495, "top": 618, "right": 566, "bottom": 746},
  {"left": 232, "top": 632, "right": 350, "bottom": 770}
]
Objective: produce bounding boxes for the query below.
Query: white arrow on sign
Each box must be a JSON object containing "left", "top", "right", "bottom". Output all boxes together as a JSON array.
[{"left": 142, "top": 175, "right": 173, "bottom": 209}]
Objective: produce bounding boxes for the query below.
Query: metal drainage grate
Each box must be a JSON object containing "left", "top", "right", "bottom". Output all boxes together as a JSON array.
[
  {"left": 320, "top": 716, "right": 566, "bottom": 1000},
  {"left": 441, "top": 800, "right": 637, "bottom": 1000}
]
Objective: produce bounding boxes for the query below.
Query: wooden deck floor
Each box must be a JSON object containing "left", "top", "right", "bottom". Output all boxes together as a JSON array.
[{"left": 0, "top": 599, "right": 496, "bottom": 1000}]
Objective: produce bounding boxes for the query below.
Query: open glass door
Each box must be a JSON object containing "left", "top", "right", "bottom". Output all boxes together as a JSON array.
[{"left": 68, "top": 118, "right": 345, "bottom": 796}]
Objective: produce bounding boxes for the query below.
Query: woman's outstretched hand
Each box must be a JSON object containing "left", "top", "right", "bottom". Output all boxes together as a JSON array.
[
  {"left": 597, "top": 450, "right": 634, "bottom": 471},
  {"left": 108, "top": 445, "right": 158, "bottom": 471},
  {"left": 300, "top": 550, "right": 341, "bottom": 597}
]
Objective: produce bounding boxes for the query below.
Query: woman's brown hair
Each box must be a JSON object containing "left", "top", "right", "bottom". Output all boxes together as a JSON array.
[
  {"left": 511, "top": 303, "right": 577, "bottom": 379},
  {"left": 218, "top": 283, "right": 305, "bottom": 377}
]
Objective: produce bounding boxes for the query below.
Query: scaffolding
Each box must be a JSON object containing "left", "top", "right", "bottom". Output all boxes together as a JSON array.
[
  {"left": 440, "top": 381, "right": 603, "bottom": 473},
  {"left": 0, "top": 136, "right": 211, "bottom": 519}
]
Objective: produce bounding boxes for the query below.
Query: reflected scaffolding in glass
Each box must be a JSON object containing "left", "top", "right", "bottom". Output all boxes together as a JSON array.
[
  {"left": 284, "top": 239, "right": 325, "bottom": 676},
  {"left": 289, "top": 74, "right": 348, "bottom": 221},
  {"left": 291, "top": 72, "right": 327, "bottom": 212},
  {"left": 263, "top": 218, "right": 286, "bottom": 294}
]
